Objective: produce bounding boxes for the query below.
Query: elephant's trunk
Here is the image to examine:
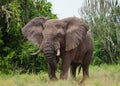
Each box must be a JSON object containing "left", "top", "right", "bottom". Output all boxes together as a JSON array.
[{"left": 43, "top": 41, "right": 57, "bottom": 70}]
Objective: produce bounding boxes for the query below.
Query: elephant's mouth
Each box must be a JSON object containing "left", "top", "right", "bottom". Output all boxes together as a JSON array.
[
  {"left": 43, "top": 48, "right": 60, "bottom": 58},
  {"left": 31, "top": 39, "right": 61, "bottom": 56},
  {"left": 31, "top": 48, "right": 60, "bottom": 56}
]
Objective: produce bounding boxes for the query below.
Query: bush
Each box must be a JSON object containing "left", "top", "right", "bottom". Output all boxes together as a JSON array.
[{"left": 0, "top": 0, "right": 57, "bottom": 74}]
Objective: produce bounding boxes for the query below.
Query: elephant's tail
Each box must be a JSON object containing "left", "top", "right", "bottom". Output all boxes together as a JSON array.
[{"left": 78, "top": 64, "right": 82, "bottom": 75}]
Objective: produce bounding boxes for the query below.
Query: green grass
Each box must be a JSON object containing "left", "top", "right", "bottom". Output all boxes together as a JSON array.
[{"left": 0, "top": 64, "right": 120, "bottom": 86}]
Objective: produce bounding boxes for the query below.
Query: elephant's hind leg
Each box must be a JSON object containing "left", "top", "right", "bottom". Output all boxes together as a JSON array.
[
  {"left": 80, "top": 52, "right": 92, "bottom": 84},
  {"left": 80, "top": 64, "right": 89, "bottom": 84}
]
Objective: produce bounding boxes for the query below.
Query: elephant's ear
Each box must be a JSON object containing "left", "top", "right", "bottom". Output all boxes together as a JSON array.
[
  {"left": 65, "top": 20, "right": 89, "bottom": 51},
  {"left": 22, "top": 17, "right": 47, "bottom": 47}
]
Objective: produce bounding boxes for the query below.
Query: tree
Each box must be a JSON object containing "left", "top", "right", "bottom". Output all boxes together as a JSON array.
[
  {"left": 0, "top": 0, "right": 57, "bottom": 74},
  {"left": 79, "top": 0, "right": 120, "bottom": 64}
]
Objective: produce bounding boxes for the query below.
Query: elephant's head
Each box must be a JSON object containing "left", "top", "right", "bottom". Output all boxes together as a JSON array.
[{"left": 22, "top": 17, "right": 89, "bottom": 70}]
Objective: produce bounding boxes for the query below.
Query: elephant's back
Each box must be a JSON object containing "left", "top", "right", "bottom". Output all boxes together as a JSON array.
[{"left": 85, "top": 32, "right": 94, "bottom": 51}]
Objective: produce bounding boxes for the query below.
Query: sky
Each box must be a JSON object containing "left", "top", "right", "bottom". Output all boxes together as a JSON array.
[{"left": 47, "top": 0, "right": 84, "bottom": 19}]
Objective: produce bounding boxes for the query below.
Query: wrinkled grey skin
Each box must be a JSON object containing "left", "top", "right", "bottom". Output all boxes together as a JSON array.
[{"left": 22, "top": 17, "right": 93, "bottom": 83}]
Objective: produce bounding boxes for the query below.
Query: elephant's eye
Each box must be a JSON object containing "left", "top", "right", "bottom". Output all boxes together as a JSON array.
[{"left": 55, "top": 24, "right": 61, "bottom": 28}]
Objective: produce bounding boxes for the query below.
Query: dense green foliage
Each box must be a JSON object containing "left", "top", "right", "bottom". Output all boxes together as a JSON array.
[
  {"left": 0, "top": 0, "right": 57, "bottom": 74},
  {"left": 80, "top": 0, "right": 120, "bottom": 65}
]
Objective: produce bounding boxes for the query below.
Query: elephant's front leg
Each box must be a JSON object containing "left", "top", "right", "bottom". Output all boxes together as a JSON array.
[
  {"left": 60, "top": 51, "right": 75, "bottom": 79},
  {"left": 60, "top": 58, "right": 70, "bottom": 79}
]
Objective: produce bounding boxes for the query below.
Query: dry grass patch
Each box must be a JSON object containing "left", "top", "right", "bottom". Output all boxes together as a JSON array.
[{"left": 0, "top": 64, "right": 120, "bottom": 86}]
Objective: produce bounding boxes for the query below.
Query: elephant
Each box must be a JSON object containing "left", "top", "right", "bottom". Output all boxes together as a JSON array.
[{"left": 21, "top": 16, "right": 94, "bottom": 83}]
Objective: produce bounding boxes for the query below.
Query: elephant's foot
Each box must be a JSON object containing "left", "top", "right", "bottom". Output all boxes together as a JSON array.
[
  {"left": 51, "top": 77, "right": 58, "bottom": 81},
  {"left": 60, "top": 76, "right": 67, "bottom": 80},
  {"left": 47, "top": 77, "right": 58, "bottom": 84},
  {"left": 60, "top": 72, "right": 68, "bottom": 80},
  {"left": 79, "top": 75, "right": 88, "bottom": 85},
  {"left": 79, "top": 82, "right": 85, "bottom": 86},
  {"left": 49, "top": 75, "right": 58, "bottom": 81}
]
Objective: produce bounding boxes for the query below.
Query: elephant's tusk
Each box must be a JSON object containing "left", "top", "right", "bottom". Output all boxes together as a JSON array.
[
  {"left": 31, "top": 49, "right": 41, "bottom": 56},
  {"left": 56, "top": 49, "right": 60, "bottom": 56}
]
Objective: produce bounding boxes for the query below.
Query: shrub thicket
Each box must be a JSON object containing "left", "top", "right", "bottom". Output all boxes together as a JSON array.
[{"left": 0, "top": 0, "right": 57, "bottom": 74}]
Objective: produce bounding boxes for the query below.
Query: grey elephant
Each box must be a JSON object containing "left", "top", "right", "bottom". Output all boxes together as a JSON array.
[{"left": 22, "top": 17, "right": 94, "bottom": 83}]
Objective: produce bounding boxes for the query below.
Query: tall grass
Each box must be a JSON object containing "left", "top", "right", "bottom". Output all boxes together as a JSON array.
[{"left": 0, "top": 64, "right": 120, "bottom": 86}]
